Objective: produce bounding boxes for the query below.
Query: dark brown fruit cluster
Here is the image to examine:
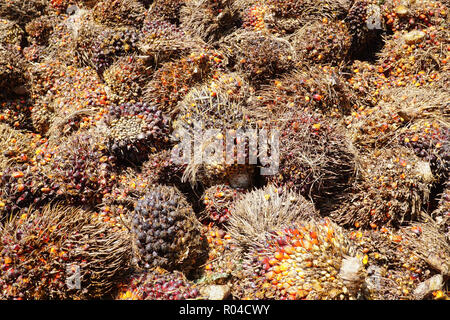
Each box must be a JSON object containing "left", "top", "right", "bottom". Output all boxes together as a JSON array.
[
  {"left": 103, "top": 102, "right": 170, "bottom": 164},
  {"left": 117, "top": 268, "right": 201, "bottom": 300},
  {"left": 132, "top": 185, "right": 204, "bottom": 272},
  {"left": 0, "top": 205, "right": 131, "bottom": 300}
]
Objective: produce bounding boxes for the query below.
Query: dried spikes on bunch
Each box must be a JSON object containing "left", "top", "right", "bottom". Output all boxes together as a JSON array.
[
  {"left": 146, "top": 0, "right": 187, "bottom": 25},
  {"left": 226, "top": 185, "right": 319, "bottom": 251},
  {"left": 131, "top": 185, "right": 205, "bottom": 273},
  {"left": 0, "top": 205, "right": 132, "bottom": 299}
]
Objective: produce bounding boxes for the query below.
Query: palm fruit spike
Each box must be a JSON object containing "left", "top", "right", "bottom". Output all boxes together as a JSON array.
[
  {"left": 227, "top": 185, "right": 319, "bottom": 251},
  {"left": 50, "top": 132, "right": 117, "bottom": 206},
  {"left": 201, "top": 184, "right": 246, "bottom": 225},
  {"left": 101, "top": 102, "right": 170, "bottom": 165},
  {"left": 233, "top": 218, "right": 364, "bottom": 300},
  {"left": 265, "top": 108, "right": 357, "bottom": 208},
  {"left": 0, "top": 19, "right": 24, "bottom": 46},
  {"left": 347, "top": 226, "right": 437, "bottom": 300},
  {"left": 131, "top": 185, "right": 205, "bottom": 273},
  {"left": 143, "top": 48, "right": 225, "bottom": 113},
  {"left": 0, "top": 205, "right": 132, "bottom": 299},
  {"left": 180, "top": 0, "right": 239, "bottom": 43},
  {"left": 116, "top": 267, "right": 203, "bottom": 300},
  {"left": 330, "top": 147, "right": 432, "bottom": 228},
  {"left": 138, "top": 18, "right": 198, "bottom": 64},
  {"left": 172, "top": 80, "right": 255, "bottom": 188},
  {"left": 288, "top": 19, "right": 351, "bottom": 65},
  {"left": 92, "top": 0, "right": 146, "bottom": 27},
  {"left": 219, "top": 30, "right": 295, "bottom": 84}
]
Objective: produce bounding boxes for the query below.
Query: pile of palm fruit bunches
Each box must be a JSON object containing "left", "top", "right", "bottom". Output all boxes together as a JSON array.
[{"left": 0, "top": 0, "right": 448, "bottom": 300}]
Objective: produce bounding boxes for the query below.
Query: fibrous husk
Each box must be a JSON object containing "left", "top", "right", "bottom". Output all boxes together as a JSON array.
[
  {"left": 219, "top": 30, "right": 295, "bottom": 84},
  {"left": 232, "top": 218, "right": 364, "bottom": 300},
  {"left": 180, "top": 0, "right": 239, "bottom": 43},
  {"left": 289, "top": 19, "right": 351, "bottom": 65},
  {"left": 330, "top": 147, "right": 432, "bottom": 228},
  {"left": 226, "top": 184, "right": 319, "bottom": 251},
  {"left": 0, "top": 205, "right": 132, "bottom": 299}
]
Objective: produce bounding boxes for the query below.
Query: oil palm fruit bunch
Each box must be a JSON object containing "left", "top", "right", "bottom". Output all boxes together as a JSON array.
[
  {"left": 0, "top": 205, "right": 132, "bottom": 299},
  {"left": 89, "top": 27, "right": 140, "bottom": 73},
  {"left": 345, "top": 0, "right": 384, "bottom": 59},
  {"left": 140, "top": 149, "right": 187, "bottom": 186},
  {"left": 266, "top": 109, "right": 357, "bottom": 208},
  {"left": 0, "top": 45, "right": 26, "bottom": 96},
  {"left": 347, "top": 225, "right": 438, "bottom": 300},
  {"left": 131, "top": 185, "right": 205, "bottom": 273},
  {"left": 0, "top": 0, "right": 48, "bottom": 24},
  {"left": 116, "top": 267, "right": 202, "bottom": 300},
  {"left": 172, "top": 82, "right": 255, "bottom": 188},
  {"left": 92, "top": 0, "right": 146, "bottom": 27},
  {"left": 227, "top": 185, "right": 319, "bottom": 251},
  {"left": 0, "top": 96, "right": 34, "bottom": 131},
  {"left": 289, "top": 18, "right": 351, "bottom": 65},
  {"left": 0, "top": 123, "right": 34, "bottom": 167},
  {"left": 101, "top": 102, "right": 170, "bottom": 165},
  {"left": 233, "top": 218, "right": 365, "bottom": 300},
  {"left": 180, "top": 0, "right": 238, "bottom": 43},
  {"left": 330, "top": 147, "right": 432, "bottom": 228},
  {"left": 220, "top": 30, "right": 295, "bottom": 84},
  {"left": 201, "top": 184, "right": 246, "bottom": 225},
  {"left": 103, "top": 56, "right": 153, "bottom": 104},
  {"left": 381, "top": 0, "right": 448, "bottom": 33},
  {"left": 0, "top": 19, "right": 23, "bottom": 46},
  {"left": 50, "top": 132, "right": 117, "bottom": 206},
  {"left": 138, "top": 18, "right": 198, "bottom": 64},
  {"left": 143, "top": 48, "right": 225, "bottom": 113},
  {"left": 146, "top": 0, "right": 187, "bottom": 24},
  {"left": 25, "top": 16, "right": 55, "bottom": 45}
]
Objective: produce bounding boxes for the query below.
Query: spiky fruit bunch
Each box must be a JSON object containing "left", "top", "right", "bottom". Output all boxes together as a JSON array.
[
  {"left": 234, "top": 218, "right": 364, "bottom": 300},
  {"left": 201, "top": 185, "right": 245, "bottom": 225},
  {"left": 143, "top": 48, "right": 225, "bottom": 113},
  {"left": 147, "top": 0, "right": 187, "bottom": 24},
  {"left": 173, "top": 82, "right": 255, "bottom": 188},
  {"left": 103, "top": 56, "right": 153, "bottom": 104},
  {"left": 140, "top": 149, "right": 186, "bottom": 186},
  {"left": 255, "top": 66, "right": 354, "bottom": 117},
  {"left": 89, "top": 27, "right": 139, "bottom": 73},
  {"left": 47, "top": 0, "right": 73, "bottom": 14},
  {"left": 241, "top": 3, "right": 272, "bottom": 32},
  {"left": 117, "top": 268, "right": 202, "bottom": 300},
  {"left": 180, "top": 0, "right": 238, "bottom": 43},
  {"left": 92, "top": 0, "right": 146, "bottom": 27},
  {"left": 0, "top": 46, "right": 26, "bottom": 96},
  {"left": 266, "top": 109, "right": 356, "bottom": 206},
  {"left": 382, "top": 0, "right": 448, "bottom": 32},
  {"left": 330, "top": 148, "right": 432, "bottom": 228},
  {"left": 50, "top": 133, "right": 117, "bottom": 206},
  {"left": 289, "top": 19, "right": 351, "bottom": 65},
  {"left": 131, "top": 185, "right": 205, "bottom": 272},
  {"left": 0, "top": 205, "right": 131, "bottom": 299},
  {"left": 0, "top": 0, "right": 48, "bottom": 23},
  {"left": 0, "top": 97, "right": 33, "bottom": 130},
  {"left": 0, "top": 19, "right": 23, "bottom": 46},
  {"left": 0, "top": 124, "right": 33, "bottom": 166},
  {"left": 138, "top": 19, "right": 196, "bottom": 63},
  {"left": 102, "top": 102, "right": 170, "bottom": 164},
  {"left": 220, "top": 30, "right": 295, "bottom": 83},
  {"left": 265, "top": 0, "right": 350, "bottom": 20},
  {"left": 25, "top": 16, "right": 54, "bottom": 45},
  {"left": 400, "top": 120, "right": 449, "bottom": 178},
  {"left": 227, "top": 185, "right": 319, "bottom": 250},
  {"left": 348, "top": 223, "right": 446, "bottom": 299},
  {"left": 378, "top": 26, "right": 449, "bottom": 82}
]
